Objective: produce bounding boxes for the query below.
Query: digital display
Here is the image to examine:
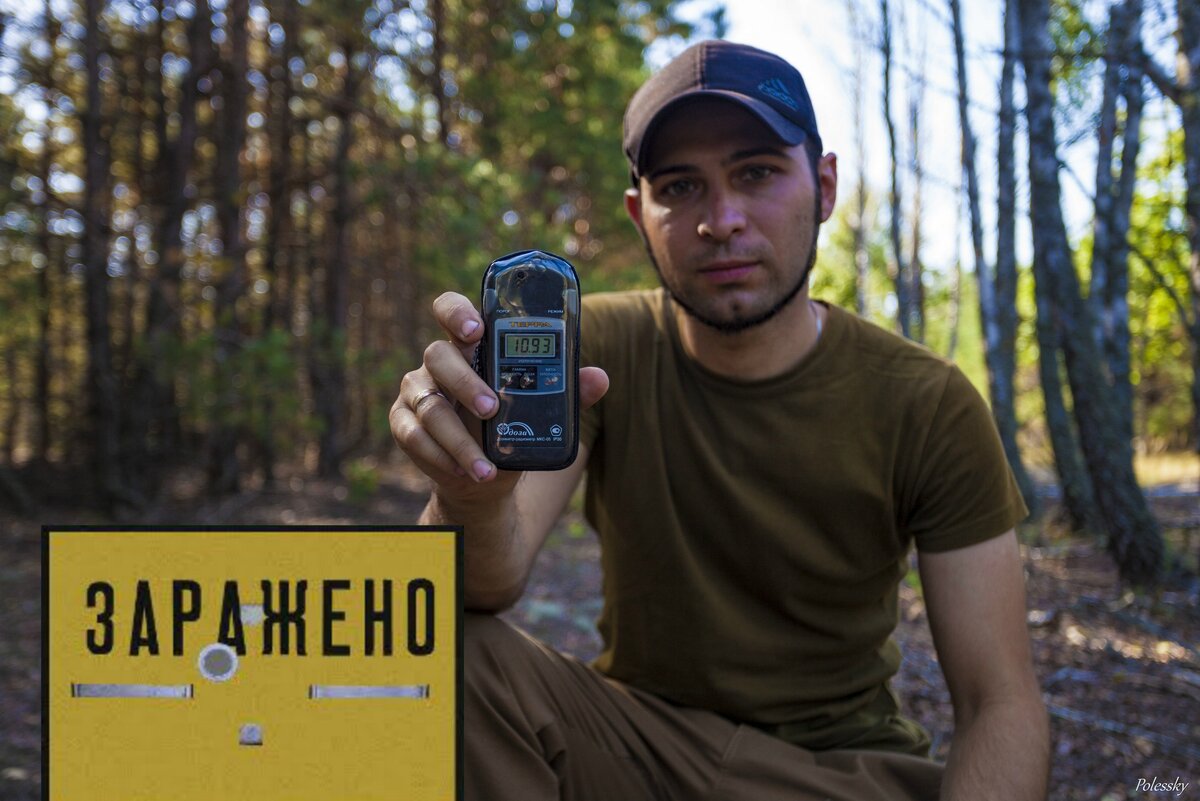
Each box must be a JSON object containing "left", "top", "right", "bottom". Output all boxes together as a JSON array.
[{"left": 504, "top": 333, "right": 556, "bottom": 358}]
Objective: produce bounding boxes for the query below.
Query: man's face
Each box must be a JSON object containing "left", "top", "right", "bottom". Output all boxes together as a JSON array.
[{"left": 625, "top": 99, "right": 837, "bottom": 334}]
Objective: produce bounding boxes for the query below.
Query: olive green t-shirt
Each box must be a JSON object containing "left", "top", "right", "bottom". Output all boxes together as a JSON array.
[{"left": 579, "top": 288, "right": 1027, "bottom": 755}]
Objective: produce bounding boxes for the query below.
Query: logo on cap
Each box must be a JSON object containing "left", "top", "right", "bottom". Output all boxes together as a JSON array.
[{"left": 757, "top": 78, "right": 798, "bottom": 110}]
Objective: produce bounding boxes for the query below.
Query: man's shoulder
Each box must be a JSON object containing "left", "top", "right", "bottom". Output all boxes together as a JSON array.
[
  {"left": 830, "top": 305, "right": 958, "bottom": 382},
  {"left": 582, "top": 287, "right": 664, "bottom": 319},
  {"left": 581, "top": 288, "right": 667, "bottom": 344},
  {"left": 822, "top": 305, "right": 988, "bottom": 420}
]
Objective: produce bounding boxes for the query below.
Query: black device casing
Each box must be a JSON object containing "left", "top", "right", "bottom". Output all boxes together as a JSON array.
[{"left": 478, "top": 250, "right": 580, "bottom": 471}]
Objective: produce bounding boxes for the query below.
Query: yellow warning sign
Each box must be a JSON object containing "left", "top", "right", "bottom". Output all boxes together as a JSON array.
[{"left": 45, "top": 526, "right": 461, "bottom": 800}]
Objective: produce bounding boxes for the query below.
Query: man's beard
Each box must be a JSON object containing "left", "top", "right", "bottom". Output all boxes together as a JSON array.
[
  {"left": 644, "top": 200, "right": 823, "bottom": 335},
  {"left": 651, "top": 243, "right": 818, "bottom": 334}
]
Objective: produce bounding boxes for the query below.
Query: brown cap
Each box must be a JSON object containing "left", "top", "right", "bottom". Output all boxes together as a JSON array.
[{"left": 623, "top": 40, "right": 822, "bottom": 182}]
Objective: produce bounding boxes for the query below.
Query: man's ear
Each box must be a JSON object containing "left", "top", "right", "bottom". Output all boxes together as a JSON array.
[
  {"left": 624, "top": 188, "right": 645, "bottom": 235},
  {"left": 817, "top": 153, "right": 838, "bottom": 223}
]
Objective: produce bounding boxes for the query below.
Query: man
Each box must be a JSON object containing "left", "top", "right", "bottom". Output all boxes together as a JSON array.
[{"left": 391, "top": 40, "right": 1049, "bottom": 801}]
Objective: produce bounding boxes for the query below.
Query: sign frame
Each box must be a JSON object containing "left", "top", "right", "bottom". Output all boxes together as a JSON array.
[{"left": 42, "top": 524, "right": 464, "bottom": 801}]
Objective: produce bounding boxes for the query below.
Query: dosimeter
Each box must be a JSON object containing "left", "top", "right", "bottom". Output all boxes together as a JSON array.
[{"left": 478, "top": 250, "right": 580, "bottom": 470}]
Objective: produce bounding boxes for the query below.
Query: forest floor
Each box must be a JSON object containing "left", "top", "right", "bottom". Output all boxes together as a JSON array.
[{"left": 1, "top": 455, "right": 1197, "bottom": 801}]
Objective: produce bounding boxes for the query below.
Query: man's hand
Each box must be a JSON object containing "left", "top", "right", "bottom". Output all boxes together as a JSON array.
[
  {"left": 392, "top": 291, "right": 511, "bottom": 497},
  {"left": 390, "top": 291, "right": 608, "bottom": 610},
  {"left": 391, "top": 291, "right": 607, "bottom": 491}
]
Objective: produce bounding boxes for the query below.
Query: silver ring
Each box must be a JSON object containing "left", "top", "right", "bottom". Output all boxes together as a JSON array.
[{"left": 412, "top": 387, "right": 446, "bottom": 412}]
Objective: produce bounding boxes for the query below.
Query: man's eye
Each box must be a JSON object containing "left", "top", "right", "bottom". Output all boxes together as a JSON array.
[
  {"left": 658, "top": 178, "right": 695, "bottom": 198},
  {"left": 740, "top": 165, "right": 776, "bottom": 182}
]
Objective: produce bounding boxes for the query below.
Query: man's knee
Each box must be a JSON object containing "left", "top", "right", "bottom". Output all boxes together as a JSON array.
[
  {"left": 465, "top": 610, "right": 522, "bottom": 654},
  {"left": 464, "top": 612, "right": 559, "bottom": 739},
  {"left": 464, "top": 612, "right": 537, "bottom": 686}
]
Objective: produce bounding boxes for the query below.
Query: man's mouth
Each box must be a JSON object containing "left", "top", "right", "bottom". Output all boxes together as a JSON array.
[{"left": 699, "top": 260, "right": 758, "bottom": 284}]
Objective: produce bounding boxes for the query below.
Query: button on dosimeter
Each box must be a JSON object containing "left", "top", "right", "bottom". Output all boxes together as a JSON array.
[{"left": 198, "top": 642, "right": 239, "bottom": 683}]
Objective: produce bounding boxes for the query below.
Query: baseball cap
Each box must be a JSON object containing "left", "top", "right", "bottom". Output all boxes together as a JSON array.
[{"left": 623, "top": 40, "right": 822, "bottom": 182}]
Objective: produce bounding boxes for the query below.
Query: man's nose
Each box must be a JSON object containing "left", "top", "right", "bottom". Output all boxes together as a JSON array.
[{"left": 696, "top": 187, "right": 746, "bottom": 241}]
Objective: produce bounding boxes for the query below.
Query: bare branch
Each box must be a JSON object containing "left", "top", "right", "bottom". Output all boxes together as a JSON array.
[{"left": 1135, "top": 45, "right": 1180, "bottom": 103}]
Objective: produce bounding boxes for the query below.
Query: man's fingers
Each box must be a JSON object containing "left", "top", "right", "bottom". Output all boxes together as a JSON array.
[
  {"left": 580, "top": 367, "right": 610, "bottom": 411},
  {"left": 392, "top": 378, "right": 496, "bottom": 482},
  {"left": 423, "top": 340, "right": 497, "bottom": 419},
  {"left": 432, "top": 291, "right": 485, "bottom": 352},
  {"left": 413, "top": 393, "right": 496, "bottom": 482},
  {"left": 389, "top": 400, "right": 466, "bottom": 481}
]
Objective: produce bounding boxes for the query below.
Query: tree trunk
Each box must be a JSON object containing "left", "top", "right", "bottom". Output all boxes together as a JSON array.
[
  {"left": 880, "top": 0, "right": 913, "bottom": 338},
  {"left": 3, "top": 343, "right": 22, "bottom": 464},
  {"left": 314, "top": 45, "right": 363, "bottom": 478},
  {"left": 1090, "top": 0, "right": 1143, "bottom": 461},
  {"left": 34, "top": 0, "right": 57, "bottom": 464},
  {"left": 138, "top": 0, "right": 212, "bottom": 493},
  {"left": 115, "top": 45, "right": 146, "bottom": 486},
  {"left": 430, "top": 0, "right": 452, "bottom": 146},
  {"left": 1089, "top": 0, "right": 1122, "bottom": 344},
  {"left": 115, "top": 51, "right": 141, "bottom": 383},
  {"left": 1018, "top": 0, "right": 1162, "bottom": 585},
  {"left": 301, "top": 134, "right": 319, "bottom": 457},
  {"left": 1036, "top": 291, "right": 1103, "bottom": 534},
  {"left": 398, "top": 181, "right": 423, "bottom": 367},
  {"left": 850, "top": 0, "right": 869, "bottom": 317},
  {"left": 0, "top": 462, "right": 33, "bottom": 514},
  {"left": 259, "top": 0, "right": 299, "bottom": 488},
  {"left": 1179, "top": 0, "right": 1200, "bottom": 453},
  {"left": 264, "top": 0, "right": 294, "bottom": 336},
  {"left": 951, "top": 0, "right": 1039, "bottom": 514},
  {"left": 207, "top": 0, "right": 250, "bottom": 495},
  {"left": 907, "top": 53, "right": 926, "bottom": 344},
  {"left": 81, "top": 0, "right": 125, "bottom": 510},
  {"left": 946, "top": 211, "right": 961, "bottom": 360},
  {"left": 1107, "top": 0, "right": 1144, "bottom": 453}
]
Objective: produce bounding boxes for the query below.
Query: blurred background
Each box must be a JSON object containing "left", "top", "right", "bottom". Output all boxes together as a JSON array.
[{"left": 0, "top": 0, "right": 1195, "bottom": 543}]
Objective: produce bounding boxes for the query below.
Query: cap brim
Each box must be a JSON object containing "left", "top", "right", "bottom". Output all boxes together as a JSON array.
[{"left": 634, "top": 90, "right": 810, "bottom": 179}]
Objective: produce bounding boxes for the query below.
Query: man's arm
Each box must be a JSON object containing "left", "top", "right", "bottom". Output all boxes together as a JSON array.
[
  {"left": 918, "top": 530, "right": 1049, "bottom": 801},
  {"left": 391, "top": 291, "right": 607, "bottom": 613},
  {"left": 420, "top": 454, "right": 589, "bottom": 611}
]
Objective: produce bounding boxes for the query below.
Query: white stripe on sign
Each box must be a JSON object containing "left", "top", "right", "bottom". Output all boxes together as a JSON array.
[
  {"left": 308, "top": 684, "right": 430, "bottom": 699},
  {"left": 71, "top": 683, "right": 194, "bottom": 699}
]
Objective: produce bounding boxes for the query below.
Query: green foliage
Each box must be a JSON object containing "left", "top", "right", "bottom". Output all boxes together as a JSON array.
[
  {"left": 1048, "top": 0, "right": 1099, "bottom": 85},
  {"left": 1047, "top": 0, "right": 1104, "bottom": 149},
  {"left": 347, "top": 457, "right": 381, "bottom": 503},
  {"left": 1127, "top": 130, "right": 1192, "bottom": 450},
  {"left": 903, "top": 568, "right": 923, "bottom": 598},
  {"left": 396, "top": 0, "right": 694, "bottom": 295},
  {"left": 812, "top": 194, "right": 891, "bottom": 324},
  {"left": 814, "top": 191, "right": 988, "bottom": 396},
  {"left": 174, "top": 327, "right": 314, "bottom": 457}
]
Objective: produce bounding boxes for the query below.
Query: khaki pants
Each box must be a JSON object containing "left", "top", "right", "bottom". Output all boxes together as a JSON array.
[{"left": 466, "top": 613, "right": 943, "bottom": 800}]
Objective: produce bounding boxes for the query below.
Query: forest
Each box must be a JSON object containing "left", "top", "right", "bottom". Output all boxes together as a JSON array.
[
  {"left": 0, "top": 0, "right": 1194, "bottom": 583},
  {"left": 0, "top": 0, "right": 1198, "bottom": 798},
  {"left": 0, "top": 0, "right": 694, "bottom": 501}
]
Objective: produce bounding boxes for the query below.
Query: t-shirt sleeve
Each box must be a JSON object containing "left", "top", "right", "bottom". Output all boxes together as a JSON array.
[{"left": 901, "top": 366, "right": 1029, "bottom": 552}]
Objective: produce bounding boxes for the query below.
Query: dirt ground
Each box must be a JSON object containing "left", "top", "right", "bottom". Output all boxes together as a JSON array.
[{"left": 1, "top": 457, "right": 1197, "bottom": 800}]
